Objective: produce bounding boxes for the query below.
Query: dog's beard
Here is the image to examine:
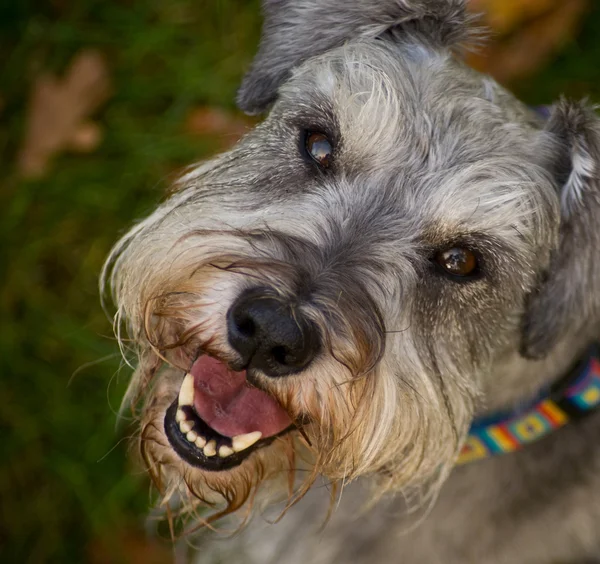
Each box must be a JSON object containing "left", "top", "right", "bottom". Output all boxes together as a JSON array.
[{"left": 105, "top": 229, "right": 475, "bottom": 534}]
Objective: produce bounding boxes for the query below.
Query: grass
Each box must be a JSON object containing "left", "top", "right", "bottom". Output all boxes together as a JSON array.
[
  {"left": 1, "top": 1, "right": 599, "bottom": 562},
  {"left": 1, "top": 1, "right": 260, "bottom": 562}
]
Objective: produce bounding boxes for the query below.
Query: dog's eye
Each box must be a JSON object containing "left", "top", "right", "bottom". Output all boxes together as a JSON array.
[
  {"left": 305, "top": 131, "right": 333, "bottom": 168},
  {"left": 435, "top": 247, "right": 478, "bottom": 277}
]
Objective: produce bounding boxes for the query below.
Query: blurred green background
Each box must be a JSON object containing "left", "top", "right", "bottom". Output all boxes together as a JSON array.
[{"left": 2, "top": 1, "right": 600, "bottom": 563}]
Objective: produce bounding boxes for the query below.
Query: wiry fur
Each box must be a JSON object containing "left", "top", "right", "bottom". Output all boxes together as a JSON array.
[
  {"left": 237, "top": 0, "right": 476, "bottom": 113},
  {"left": 102, "top": 1, "right": 600, "bottom": 562}
]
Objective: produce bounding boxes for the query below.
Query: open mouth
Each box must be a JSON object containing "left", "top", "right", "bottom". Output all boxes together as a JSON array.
[{"left": 164, "top": 355, "right": 293, "bottom": 471}]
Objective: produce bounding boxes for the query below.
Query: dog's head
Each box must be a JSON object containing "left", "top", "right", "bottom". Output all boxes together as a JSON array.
[{"left": 103, "top": 0, "right": 600, "bottom": 529}]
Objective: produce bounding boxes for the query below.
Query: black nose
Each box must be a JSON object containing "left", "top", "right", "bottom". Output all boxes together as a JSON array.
[{"left": 227, "top": 288, "right": 320, "bottom": 377}]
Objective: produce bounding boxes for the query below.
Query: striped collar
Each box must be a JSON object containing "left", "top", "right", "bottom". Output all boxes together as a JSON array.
[{"left": 457, "top": 345, "right": 600, "bottom": 465}]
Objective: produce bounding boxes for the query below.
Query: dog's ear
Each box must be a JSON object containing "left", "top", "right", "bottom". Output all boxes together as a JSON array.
[
  {"left": 238, "top": 0, "right": 470, "bottom": 114},
  {"left": 522, "top": 100, "right": 600, "bottom": 359}
]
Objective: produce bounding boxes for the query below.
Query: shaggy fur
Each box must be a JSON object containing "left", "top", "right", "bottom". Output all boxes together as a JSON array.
[{"left": 102, "top": 1, "right": 600, "bottom": 562}]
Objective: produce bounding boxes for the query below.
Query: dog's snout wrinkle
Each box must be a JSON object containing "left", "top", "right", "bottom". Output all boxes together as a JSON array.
[{"left": 227, "top": 288, "right": 320, "bottom": 377}]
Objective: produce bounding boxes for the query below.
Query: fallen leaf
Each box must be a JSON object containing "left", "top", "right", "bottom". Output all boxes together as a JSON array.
[
  {"left": 467, "top": 0, "right": 589, "bottom": 82},
  {"left": 469, "top": 0, "right": 559, "bottom": 35},
  {"left": 17, "top": 49, "right": 112, "bottom": 178},
  {"left": 185, "top": 106, "right": 255, "bottom": 150}
]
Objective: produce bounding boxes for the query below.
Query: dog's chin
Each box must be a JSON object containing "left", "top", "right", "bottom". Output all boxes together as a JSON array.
[{"left": 164, "top": 355, "right": 295, "bottom": 472}]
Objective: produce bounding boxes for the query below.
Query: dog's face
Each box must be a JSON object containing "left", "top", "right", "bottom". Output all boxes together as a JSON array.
[{"left": 104, "top": 0, "right": 600, "bottom": 526}]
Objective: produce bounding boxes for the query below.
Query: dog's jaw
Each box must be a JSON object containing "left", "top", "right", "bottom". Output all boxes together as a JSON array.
[{"left": 164, "top": 355, "right": 294, "bottom": 471}]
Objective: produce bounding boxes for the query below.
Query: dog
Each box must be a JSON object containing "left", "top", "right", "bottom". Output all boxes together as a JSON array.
[{"left": 102, "top": 1, "right": 600, "bottom": 562}]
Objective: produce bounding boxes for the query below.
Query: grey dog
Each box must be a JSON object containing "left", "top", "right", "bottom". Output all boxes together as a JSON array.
[{"left": 102, "top": 1, "right": 600, "bottom": 562}]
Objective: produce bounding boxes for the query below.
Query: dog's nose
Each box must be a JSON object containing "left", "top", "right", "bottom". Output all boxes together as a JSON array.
[{"left": 227, "top": 289, "right": 319, "bottom": 377}]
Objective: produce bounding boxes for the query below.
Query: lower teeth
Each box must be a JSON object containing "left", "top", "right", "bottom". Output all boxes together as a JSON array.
[
  {"left": 232, "top": 431, "right": 262, "bottom": 452},
  {"left": 176, "top": 404, "right": 263, "bottom": 459},
  {"left": 204, "top": 440, "right": 217, "bottom": 457}
]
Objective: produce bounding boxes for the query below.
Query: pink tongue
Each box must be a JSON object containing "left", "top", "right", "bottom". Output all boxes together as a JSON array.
[{"left": 191, "top": 356, "right": 292, "bottom": 438}]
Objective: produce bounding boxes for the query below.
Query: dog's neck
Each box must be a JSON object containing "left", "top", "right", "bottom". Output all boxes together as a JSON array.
[
  {"left": 478, "top": 333, "right": 594, "bottom": 417},
  {"left": 460, "top": 342, "right": 600, "bottom": 464}
]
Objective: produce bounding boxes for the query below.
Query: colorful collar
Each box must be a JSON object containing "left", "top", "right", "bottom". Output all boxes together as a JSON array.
[{"left": 457, "top": 345, "right": 600, "bottom": 465}]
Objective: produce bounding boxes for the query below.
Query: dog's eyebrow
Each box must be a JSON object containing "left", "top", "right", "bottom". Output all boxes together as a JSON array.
[
  {"left": 288, "top": 103, "right": 337, "bottom": 127},
  {"left": 286, "top": 105, "right": 341, "bottom": 147},
  {"left": 278, "top": 88, "right": 340, "bottom": 138}
]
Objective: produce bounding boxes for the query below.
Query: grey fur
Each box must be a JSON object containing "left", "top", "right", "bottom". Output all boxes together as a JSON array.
[
  {"left": 103, "top": 1, "right": 600, "bottom": 562},
  {"left": 522, "top": 100, "right": 600, "bottom": 359},
  {"left": 238, "top": 0, "right": 472, "bottom": 113}
]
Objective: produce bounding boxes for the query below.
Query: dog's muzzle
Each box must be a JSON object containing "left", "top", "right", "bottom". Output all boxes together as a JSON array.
[{"left": 164, "top": 286, "right": 320, "bottom": 471}]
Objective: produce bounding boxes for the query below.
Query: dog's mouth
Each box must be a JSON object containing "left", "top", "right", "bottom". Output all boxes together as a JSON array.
[{"left": 164, "top": 355, "right": 293, "bottom": 471}]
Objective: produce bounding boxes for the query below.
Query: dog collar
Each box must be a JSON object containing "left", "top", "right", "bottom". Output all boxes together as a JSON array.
[{"left": 457, "top": 345, "right": 600, "bottom": 465}]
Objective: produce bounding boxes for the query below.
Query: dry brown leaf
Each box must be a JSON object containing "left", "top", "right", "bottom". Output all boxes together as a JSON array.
[
  {"left": 467, "top": 0, "right": 589, "bottom": 82},
  {"left": 185, "top": 106, "right": 255, "bottom": 150},
  {"left": 469, "top": 0, "right": 559, "bottom": 34},
  {"left": 17, "top": 49, "right": 112, "bottom": 178}
]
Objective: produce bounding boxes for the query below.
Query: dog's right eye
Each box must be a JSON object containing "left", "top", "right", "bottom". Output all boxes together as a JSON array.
[
  {"left": 304, "top": 131, "right": 333, "bottom": 168},
  {"left": 435, "top": 247, "right": 479, "bottom": 278}
]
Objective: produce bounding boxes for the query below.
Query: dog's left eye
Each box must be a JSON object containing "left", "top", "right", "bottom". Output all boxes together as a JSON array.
[
  {"left": 435, "top": 247, "right": 479, "bottom": 278},
  {"left": 304, "top": 131, "right": 333, "bottom": 168}
]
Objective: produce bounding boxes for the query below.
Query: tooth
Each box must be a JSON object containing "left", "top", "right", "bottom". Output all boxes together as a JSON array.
[
  {"left": 232, "top": 431, "right": 262, "bottom": 452},
  {"left": 204, "top": 440, "right": 216, "bottom": 457},
  {"left": 179, "top": 420, "right": 193, "bottom": 434},
  {"left": 195, "top": 435, "right": 207, "bottom": 448},
  {"left": 178, "top": 372, "right": 195, "bottom": 406},
  {"left": 175, "top": 409, "right": 186, "bottom": 422},
  {"left": 186, "top": 430, "right": 198, "bottom": 443},
  {"left": 219, "top": 445, "right": 234, "bottom": 457}
]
